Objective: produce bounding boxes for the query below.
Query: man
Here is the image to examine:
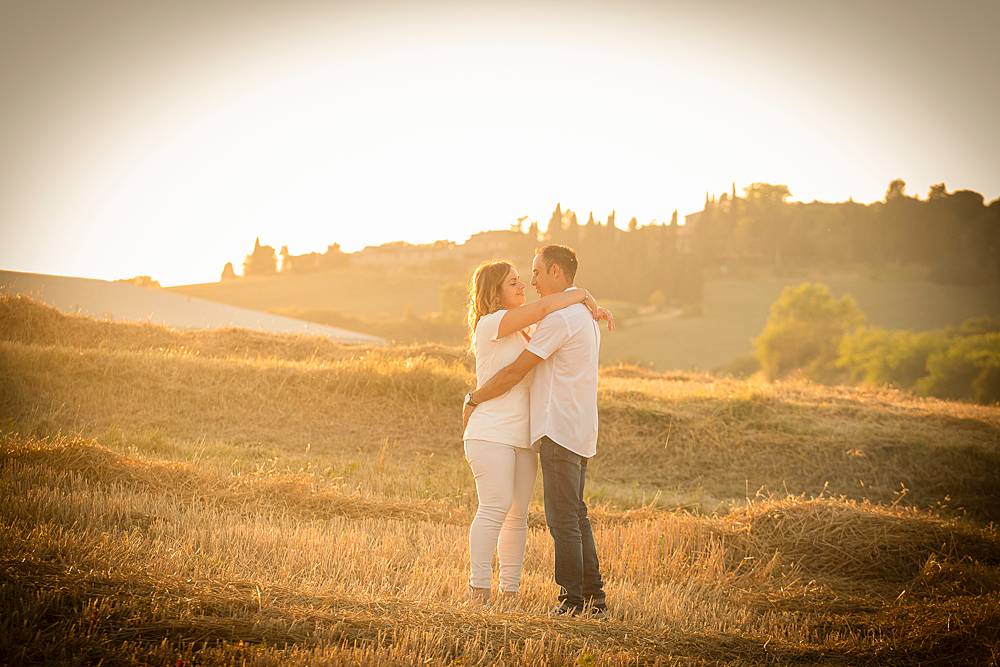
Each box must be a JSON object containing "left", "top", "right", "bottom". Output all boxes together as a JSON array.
[{"left": 463, "top": 244, "right": 609, "bottom": 616}]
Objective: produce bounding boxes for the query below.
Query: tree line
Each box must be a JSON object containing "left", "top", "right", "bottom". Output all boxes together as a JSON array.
[
  {"left": 693, "top": 180, "right": 999, "bottom": 285},
  {"left": 226, "top": 179, "right": 999, "bottom": 309}
]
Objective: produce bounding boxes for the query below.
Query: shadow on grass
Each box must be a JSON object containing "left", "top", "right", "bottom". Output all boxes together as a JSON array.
[
  {"left": 6, "top": 551, "right": 998, "bottom": 665},
  {"left": 1, "top": 554, "right": 860, "bottom": 666}
]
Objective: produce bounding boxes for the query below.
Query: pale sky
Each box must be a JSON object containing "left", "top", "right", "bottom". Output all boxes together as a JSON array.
[{"left": 2, "top": 0, "right": 998, "bottom": 286}]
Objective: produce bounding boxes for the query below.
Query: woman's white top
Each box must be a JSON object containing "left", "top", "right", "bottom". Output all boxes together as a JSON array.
[{"left": 463, "top": 309, "right": 533, "bottom": 448}]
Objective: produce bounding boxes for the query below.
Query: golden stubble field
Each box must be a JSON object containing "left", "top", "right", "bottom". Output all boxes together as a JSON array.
[{"left": 1, "top": 295, "right": 999, "bottom": 665}]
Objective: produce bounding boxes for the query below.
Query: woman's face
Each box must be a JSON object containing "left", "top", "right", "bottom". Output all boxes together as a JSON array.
[{"left": 498, "top": 267, "right": 527, "bottom": 309}]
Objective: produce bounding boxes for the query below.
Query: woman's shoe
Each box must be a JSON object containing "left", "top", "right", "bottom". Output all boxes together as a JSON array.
[{"left": 467, "top": 586, "right": 491, "bottom": 606}]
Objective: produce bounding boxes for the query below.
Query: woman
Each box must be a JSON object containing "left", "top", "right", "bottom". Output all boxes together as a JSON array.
[{"left": 462, "top": 259, "right": 610, "bottom": 603}]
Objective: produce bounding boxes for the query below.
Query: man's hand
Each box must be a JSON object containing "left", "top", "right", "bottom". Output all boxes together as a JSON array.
[
  {"left": 462, "top": 402, "right": 476, "bottom": 430},
  {"left": 468, "top": 349, "right": 544, "bottom": 410}
]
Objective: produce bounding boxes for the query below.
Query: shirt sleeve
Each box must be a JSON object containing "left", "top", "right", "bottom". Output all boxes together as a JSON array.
[
  {"left": 475, "top": 309, "right": 507, "bottom": 344},
  {"left": 525, "top": 312, "right": 571, "bottom": 360}
]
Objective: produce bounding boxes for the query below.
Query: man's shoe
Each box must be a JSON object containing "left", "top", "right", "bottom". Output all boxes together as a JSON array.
[
  {"left": 548, "top": 603, "right": 607, "bottom": 619},
  {"left": 548, "top": 604, "right": 583, "bottom": 617}
]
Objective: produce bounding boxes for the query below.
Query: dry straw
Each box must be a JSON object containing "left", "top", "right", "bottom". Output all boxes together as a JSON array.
[{"left": 2, "top": 294, "right": 999, "bottom": 665}]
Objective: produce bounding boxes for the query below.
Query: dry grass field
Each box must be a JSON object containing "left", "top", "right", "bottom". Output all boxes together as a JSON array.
[{"left": 2, "top": 294, "right": 999, "bottom": 665}]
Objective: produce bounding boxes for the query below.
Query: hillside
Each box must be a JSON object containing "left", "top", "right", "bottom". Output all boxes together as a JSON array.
[
  {"left": 171, "top": 265, "right": 446, "bottom": 318},
  {"left": 601, "top": 277, "right": 1000, "bottom": 371},
  {"left": 0, "top": 269, "right": 383, "bottom": 344},
  {"left": 2, "top": 295, "right": 999, "bottom": 665},
  {"left": 172, "top": 270, "right": 1000, "bottom": 369}
]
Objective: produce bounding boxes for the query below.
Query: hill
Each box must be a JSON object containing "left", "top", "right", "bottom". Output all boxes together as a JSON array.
[
  {"left": 602, "top": 276, "right": 1000, "bottom": 371},
  {"left": 171, "top": 265, "right": 445, "bottom": 318},
  {"left": 2, "top": 295, "right": 999, "bottom": 664},
  {"left": 173, "top": 269, "right": 1000, "bottom": 370},
  {"left": 0, "top": 269, "right": 384, "bottom": 344}
]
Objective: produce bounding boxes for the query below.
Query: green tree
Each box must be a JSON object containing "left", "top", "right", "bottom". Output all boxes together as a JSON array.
[
  {"left": 527, "top": 221, "right": 540, "bottom": 241},
  {"left": 744, "top": 183, "right": 791, "bottom": 206},
  {"left": 885, "top": 179, "right": 907, "bottom": 201},
  {"left": 754, "top": 283, "right": 866, "bottom": 380},
  {"left": 546, "top": 203, "right": 563, "bottom": 241},
  {"left": 916, "top": 333, "right": 1000, "bottom": 403},
  {"left": 837, "top": 327, "right": 948, "bottom": 388}
]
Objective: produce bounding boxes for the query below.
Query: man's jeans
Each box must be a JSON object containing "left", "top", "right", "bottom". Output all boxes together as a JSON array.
[{"left": 539, "top": 436, "right": 606, "bottom": 610}]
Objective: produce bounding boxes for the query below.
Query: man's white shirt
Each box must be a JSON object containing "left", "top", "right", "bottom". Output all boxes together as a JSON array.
[{"left": 525, "top": 289, "right": 601, "bottom": 458}]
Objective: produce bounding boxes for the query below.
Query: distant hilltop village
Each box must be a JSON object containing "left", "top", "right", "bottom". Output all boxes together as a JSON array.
[
  {"left": 229, "top": 229, "right": 546, "bottom": 280},
  {"left": 222, "top": 202, "right": 706, "bottom": 309},
  {"left": 226, "top": 211, "right": 692, "bottom": 282}
]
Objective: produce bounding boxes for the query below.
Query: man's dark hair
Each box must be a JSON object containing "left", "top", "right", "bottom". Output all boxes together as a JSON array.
[{"left": 536, "top": 244, "right": 578, "bottom": 282}]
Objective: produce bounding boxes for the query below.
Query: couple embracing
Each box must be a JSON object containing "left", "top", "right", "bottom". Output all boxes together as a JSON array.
[{"left": 461, "top": 244, "right": 614, "bottom": 617}]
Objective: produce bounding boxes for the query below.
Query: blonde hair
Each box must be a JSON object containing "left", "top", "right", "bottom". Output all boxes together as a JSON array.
[{"left": 466, "top": 260, "right": 515, "bottom": 345}]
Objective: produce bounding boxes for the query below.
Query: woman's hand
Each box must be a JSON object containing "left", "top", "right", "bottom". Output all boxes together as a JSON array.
[
  {"left": 580, "top": 290, "right": 614, "bottom": 331},
  {"left": 595, "top": 306, "right": 616, "bottom": 331}
]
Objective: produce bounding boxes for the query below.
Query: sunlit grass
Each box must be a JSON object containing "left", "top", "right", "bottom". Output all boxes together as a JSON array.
[{"left": 2, "top": 295, "right": 999, "bottom": 664}]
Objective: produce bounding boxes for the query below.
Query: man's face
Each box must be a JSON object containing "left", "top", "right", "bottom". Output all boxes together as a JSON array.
[{"left": 530, "top": 253, "right": 558, "bottom": 296}]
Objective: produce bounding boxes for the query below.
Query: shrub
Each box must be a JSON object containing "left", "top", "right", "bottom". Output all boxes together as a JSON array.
[
  {"left": 837, "top": 327, "right": 949, "bottom": 388},
  {"left": 754, "top": 283, "right": 865, "bottom": 380},
  {"left": 916, "top": 333, "right": 1000, "bottom": 403},
  {"left": 953, "top": 316, "right": 1000, "bottom": 337},
  {"left": 973, "top": 364, "right": 1000, "bottom": 404}
]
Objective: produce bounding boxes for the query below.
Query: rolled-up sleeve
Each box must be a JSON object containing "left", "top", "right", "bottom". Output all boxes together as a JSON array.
[{"left": 525, "top": 313, "right": 570, "bottom": 360}]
